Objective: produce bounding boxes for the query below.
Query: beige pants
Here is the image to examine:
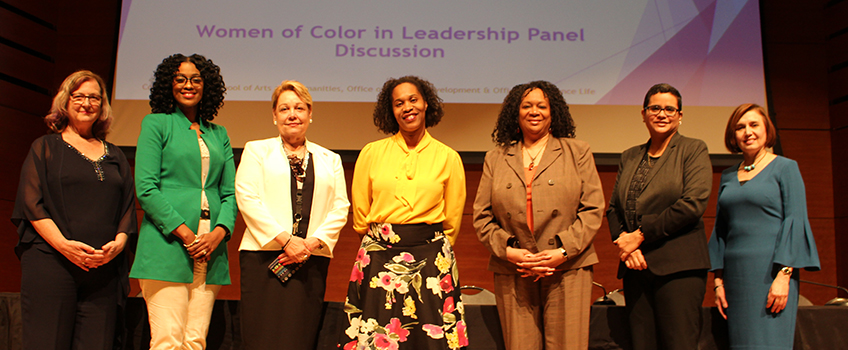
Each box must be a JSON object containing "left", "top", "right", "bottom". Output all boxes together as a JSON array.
[
  {"left": 494, "top": 266, "right": 594, "bottom": 350},
  {"left": 140, "top": 260, "right": 222, "bottom": 350}
]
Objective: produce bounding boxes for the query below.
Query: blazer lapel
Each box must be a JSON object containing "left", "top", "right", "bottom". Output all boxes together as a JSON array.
[
  {"left": 532, "top": 136, "right": 563, "bottom": 180},
  {"left": 504, "top": 142, "right": 525, "bottom": 184},
  {"left": 642, "top": 132, "right": 681, "bottom": 188}
]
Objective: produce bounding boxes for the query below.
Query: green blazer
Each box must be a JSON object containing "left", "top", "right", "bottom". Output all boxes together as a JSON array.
[{"left": 129, "top": 110, "right": 237, "bottom": 285}]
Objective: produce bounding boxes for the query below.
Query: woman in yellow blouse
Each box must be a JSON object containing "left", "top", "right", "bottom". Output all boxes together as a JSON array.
[{"left": 343, "top": 76, "right": 468, "bottom": 350}]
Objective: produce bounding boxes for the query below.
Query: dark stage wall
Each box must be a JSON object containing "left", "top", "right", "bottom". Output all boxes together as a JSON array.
[{"left": 1, "top": 0, "right": 847, "bottom": 307}]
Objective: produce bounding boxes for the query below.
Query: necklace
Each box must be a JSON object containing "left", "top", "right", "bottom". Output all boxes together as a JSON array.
[
  {"left": 282, "top": 141, "right": 308, "bottom": 181},
  {"left": 524, "top": 145, "right": 544, "bottom": 171},
  {"left": 740, "top": 151, "right": 766, "bottom": 172}
]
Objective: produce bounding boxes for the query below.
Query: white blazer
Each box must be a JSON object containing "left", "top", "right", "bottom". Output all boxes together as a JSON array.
[{"left": 235, "top": 137, "right": 350, "bottom": 257}]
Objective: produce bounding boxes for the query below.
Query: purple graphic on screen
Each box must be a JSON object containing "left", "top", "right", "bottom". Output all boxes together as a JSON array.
[{"left": 592, "top": 0, "right": 764, "bottom": 106}]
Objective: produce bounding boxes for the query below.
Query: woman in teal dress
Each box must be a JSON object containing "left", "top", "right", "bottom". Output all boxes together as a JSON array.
[{"left": 709, "top": 103, "right": 820, "bottom": 349}]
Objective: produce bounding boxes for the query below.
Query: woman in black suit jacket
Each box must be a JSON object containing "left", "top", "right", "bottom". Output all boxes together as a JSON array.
[{"left": 607, "top": 83, "right": 712, "bottom": 350}]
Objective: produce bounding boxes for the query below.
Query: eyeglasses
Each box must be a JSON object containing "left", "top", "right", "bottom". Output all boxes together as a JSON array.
[
  {"left": 174, "top": 75, "right": 203, "bottom": 87},
  {"left": 645, "top": 105, "right": 679, "bottom": 115},
  {"left": 70, "top": 93, "right": 102, "bottom": 106}
]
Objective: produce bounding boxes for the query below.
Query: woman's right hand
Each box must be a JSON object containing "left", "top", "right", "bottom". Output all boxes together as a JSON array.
[
  {"left": 624, "top": 249, "right": 648, "bottom": 270},
  {"left": 57, "top": 239, "right": 99, "bottom": 272},
  {"left": 715, "top": 283, "right": 729, "bottom": 320},
  {"left": 173, "top": 224, "right": 197, "bottom": 246}
]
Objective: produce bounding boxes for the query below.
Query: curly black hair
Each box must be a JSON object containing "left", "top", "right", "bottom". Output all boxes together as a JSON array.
[
  {"left": 492, "top": 80, "right": 575, "bottom": 146},
  {"left": 373, "top": 76, "right": 444, "bottom": 134},
  {"left": 149, "top": 53, "right": 226, "bottom": 122}
]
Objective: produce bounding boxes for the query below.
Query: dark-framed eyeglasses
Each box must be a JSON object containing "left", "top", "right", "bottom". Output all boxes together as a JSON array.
[
  {"left": 174, "top": 75, "right": 203, "bottom": 87},
  {"left": 645, "top": 105, "right": 679, "bottom": 115},
  {"left": 70, "top": 93, "right": 102, "bottom": 106}
]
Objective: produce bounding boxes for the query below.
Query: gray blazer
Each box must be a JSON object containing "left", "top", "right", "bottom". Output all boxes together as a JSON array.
[
  {"left": 607, "top": 132, "right": 712, "bottom": 278},
  {"left": 473, "top": 137, "right": 605, "bottom": 275}
]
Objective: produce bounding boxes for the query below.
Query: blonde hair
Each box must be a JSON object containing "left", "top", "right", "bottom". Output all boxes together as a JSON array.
[
  {"left": 45, "top": 70, "right": 113, "bottom": 139},
  {"left": 271, "top": 80, "right": 312, "bottom": 110}
]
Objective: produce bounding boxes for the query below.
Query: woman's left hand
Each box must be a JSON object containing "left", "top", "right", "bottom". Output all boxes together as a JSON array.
[
  {"left": 766, "top": 273, "right": 791, "bottom": 314},
  {"left": 614, "top": 229, "right": 644, "bottom": 260},
  {"left": 187, "top": 227, "right": 227, "bottom": 262},
  {"left": 84, "top": 233, "right": 128, "bottom": 268},
  {"left": 278, "top": 236, "right": 321, "bottom": 265}
]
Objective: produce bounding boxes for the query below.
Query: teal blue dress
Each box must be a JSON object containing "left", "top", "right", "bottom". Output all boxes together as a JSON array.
[{"left": 708, "top": 156, "right": 820, "bottom": 349}]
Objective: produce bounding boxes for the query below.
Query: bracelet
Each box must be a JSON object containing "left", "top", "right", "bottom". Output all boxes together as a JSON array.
[
  {"left": 183, "top": 236, "right": 200, "bottom": 248},
  {"left": 714, "top": 284, "right": 724, "bottom": 291},
  {"left": 281, "top": 234, "right": 293, "bottom": 250}
]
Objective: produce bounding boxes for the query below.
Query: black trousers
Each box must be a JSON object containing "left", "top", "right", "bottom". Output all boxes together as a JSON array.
[
  {"left": 20, "top": 244, "right": 119, "bottom": 350},
  {"left": 239, "top": 250, "right": 329, "bottom": 350},
  {"left": 623, "top": 268, "right": 707, "bottom": 350}
]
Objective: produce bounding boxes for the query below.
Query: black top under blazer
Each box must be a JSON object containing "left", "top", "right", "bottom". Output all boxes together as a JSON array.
[{"left": 607, "top": 132, "right": 712, "bottom": 279}]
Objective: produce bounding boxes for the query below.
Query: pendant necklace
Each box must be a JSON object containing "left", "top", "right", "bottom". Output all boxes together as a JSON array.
[
  {"left": 524, "top": 146, "right": 544, "bottom": 171},
  {"left": 740, "top": 151, "right": 766, "bottom": 172}
]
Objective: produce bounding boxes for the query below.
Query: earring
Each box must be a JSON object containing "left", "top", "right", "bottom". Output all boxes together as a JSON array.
[
  {"left": 310, "top": 119, "right": 313, "bottom": 123},
  {"left": 273, "top": 120, "right": 277, "bottom": 125}
]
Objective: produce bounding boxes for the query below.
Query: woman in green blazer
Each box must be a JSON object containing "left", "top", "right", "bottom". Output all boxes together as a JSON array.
[{"left": 130, "top": 54, "right": 236, "bottom": 350}]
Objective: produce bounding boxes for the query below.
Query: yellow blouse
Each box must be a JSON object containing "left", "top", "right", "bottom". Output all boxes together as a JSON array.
[{"left": 352, "top": 131, "right": 466, "bottom": 245}]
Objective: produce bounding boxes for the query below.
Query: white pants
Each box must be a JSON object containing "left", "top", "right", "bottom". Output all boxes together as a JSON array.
[{"left": 139, "top": 260, "right": 222, "bottom": 350}]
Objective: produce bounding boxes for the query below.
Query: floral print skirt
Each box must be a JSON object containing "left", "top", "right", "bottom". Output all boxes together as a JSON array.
[{"left": 344, "top": 222, "right": 468, "bottom": 350}]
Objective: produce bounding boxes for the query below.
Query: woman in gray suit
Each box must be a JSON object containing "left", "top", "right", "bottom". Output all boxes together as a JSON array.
[
  {"left": 473, "top": 81, "right": 605, "bottom": 350},
  {"left": 607, "top": 83, "right": 712, "bottom": 350}
]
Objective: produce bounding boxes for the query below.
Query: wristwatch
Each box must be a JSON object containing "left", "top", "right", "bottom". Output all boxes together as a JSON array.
[
  {"left": 559, "top": 247, "right": 568, "bottom": 260},
  {"left": 780, "top": 266, "right": 793, "bottom": 275}
]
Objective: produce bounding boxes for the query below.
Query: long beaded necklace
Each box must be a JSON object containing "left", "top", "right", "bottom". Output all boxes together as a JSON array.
[{"left": 282, "top": 142, "right": 308, "bottom": 183}]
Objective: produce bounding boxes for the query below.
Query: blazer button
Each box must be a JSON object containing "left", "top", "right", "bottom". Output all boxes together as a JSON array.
[
  {"left": 548, "top": 179, "right": 555, "bottom": 185},
  {"left": 548, "top": 238, "right": 556, "bottom": 245},
  {"left": 506, "top": 183, "right": 512, "bottom": 189},
  {"left": 552, "top": 209, "right": 559, "bottom": 217}
]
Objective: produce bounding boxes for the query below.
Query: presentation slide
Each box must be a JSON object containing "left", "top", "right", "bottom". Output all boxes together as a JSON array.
[{"left": 110, "top": 0, "right": 766, "bottom": 153}]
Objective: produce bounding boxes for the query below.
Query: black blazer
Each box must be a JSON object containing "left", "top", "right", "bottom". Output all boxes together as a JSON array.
[{"left": 607, "top": 132, "right": 712, "bottom": 278}]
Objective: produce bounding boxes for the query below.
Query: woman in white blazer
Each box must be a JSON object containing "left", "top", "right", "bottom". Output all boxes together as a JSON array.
[{"left": 235, "top": 80, "right": 349, "bottom": 350}]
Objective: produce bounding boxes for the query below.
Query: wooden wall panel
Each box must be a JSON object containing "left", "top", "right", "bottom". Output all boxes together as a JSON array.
[
  {"left": 2, "top": 0, "right": 56, "bottom": 22},
  {"left": 833, "top": 125, "right": 848, "bottom": 218},
  {"left": 824, "top": 1, "right": 848, "bottom": 37},
  {"left": 763, "top": 43, "right": 830, "bottom": 130},
  {"left": 775, "top": 130, "right": 833, "bottom": 217},
  {"left": 0, "top": 8, "right": 56, "bottom": 59},
  {"left": 829, "top": 68, "right": 848, "bottom": 101},
  {"left": 827, "top": 33, "right": 848, "bottom": 68},
  {"left": 760, "top": 1, "right": 827, "bottom": 42},
  {"left": 0, "top": 81, "right": 51, "bottom": 116},
  {"left": 0, "top": 44, "right": 53, "bottom": 88},
  {"left": 832, "top": 102, "right": 848, "bottom": 130}
]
